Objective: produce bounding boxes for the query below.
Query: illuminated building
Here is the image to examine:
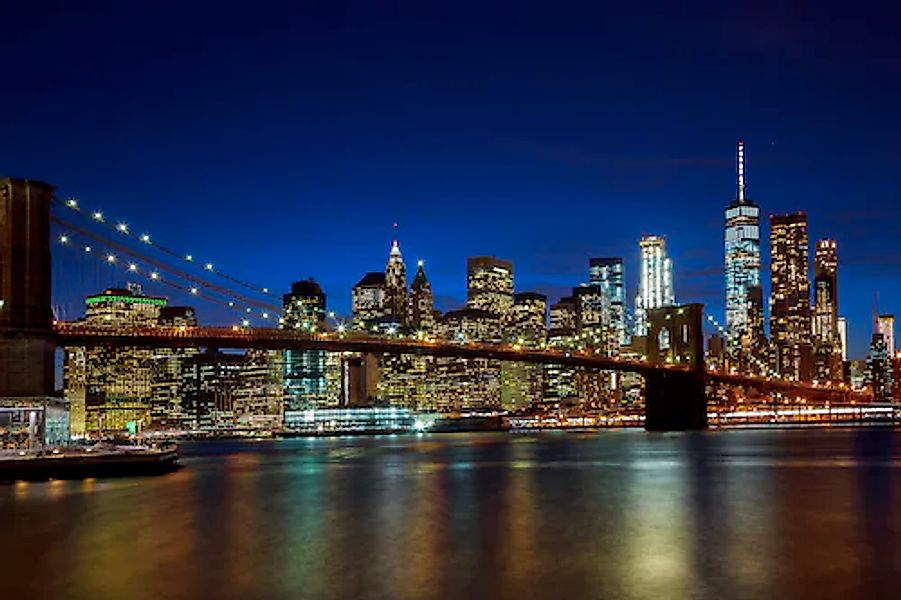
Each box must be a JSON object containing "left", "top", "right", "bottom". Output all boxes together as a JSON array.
[
  {"left": 877, "top": 314, "right": 895, "bottom": 356},
  {"left": 769, "top": 212, "right": 812, "bottom": 381},
  {"left": 409, "top": 259, "right": 436, "bottom": 332},
  {"left": 352, "top": 272, "right": 389, "bottom": 330},
  {"left": 281, "top": 279, "right": 329, "bottom": 412},
  {"left": 151, "top": 306, "right": 199, "bottom": 429},
  {"left": 64, "top": 287, "right": 166, "bottom": 436},
  {"left": 865, "top": 333, "right": 893, "bottom": 402},
  {"left": 634, "top": 235, "right": 674, "bottom": 337},
  {"left": 545, "top": 296, "right": 578, "bottom": 404},
  {"left": 233, "top": 349, "right": 284, "bottom": 430},
  {"left": 812, "top": 240, "right": 842, "bottom": 381},
  {"left": 385, "top": 240, "right": 408, "bottom": 326},
  {"left": 589, "top": 257, "right": 626, "bottom": 347},
  {"left": 742, "top": 285, "right": 769, "bottom": 374},
  {"left": 502, "top": 292, "right": 547, "bottom": 410},
  {"left": 284, "top": 407, "right": 417, "bottom": 434},
  {"left": 724, "top": 140, "right": 761, "bottom": 350},
  {"left": 838, "top": 317, "right": 848, "bottom": 361},
  {"left": 434, "top": 308, "right": 502, "bottom": 412},
  {"left": 467, "top": 256, "right": 514, "bottom": 318}
]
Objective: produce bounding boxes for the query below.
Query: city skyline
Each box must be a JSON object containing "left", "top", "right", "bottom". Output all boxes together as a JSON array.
[{"left": 7, "top": 3, "right": 901, "bottom": 359}]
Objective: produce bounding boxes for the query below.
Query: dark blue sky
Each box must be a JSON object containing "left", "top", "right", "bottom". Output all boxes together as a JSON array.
[{"left": 4, "top": 1, "right": 901, "bottom": 357}]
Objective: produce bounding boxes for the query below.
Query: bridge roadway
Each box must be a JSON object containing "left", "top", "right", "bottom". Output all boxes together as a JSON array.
[{"left": 53, "top": 323, "right": 862, "bottom": 402}]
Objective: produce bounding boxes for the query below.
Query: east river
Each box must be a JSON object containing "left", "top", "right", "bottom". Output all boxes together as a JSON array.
[{"left": 3, "top": 428, "right": 901, "bottom": 599}]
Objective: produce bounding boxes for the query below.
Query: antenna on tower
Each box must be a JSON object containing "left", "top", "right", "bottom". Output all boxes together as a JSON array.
[{"left": 737, "top": 140, "right": 745, "bottom": 202}]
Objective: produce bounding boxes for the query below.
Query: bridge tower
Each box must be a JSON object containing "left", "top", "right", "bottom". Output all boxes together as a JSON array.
[
  {"left": 0, "top": 178, "right": 56, "bottom": 399},
  {"left": 644, "top": 303, "right": 708, "bottom": 431}
]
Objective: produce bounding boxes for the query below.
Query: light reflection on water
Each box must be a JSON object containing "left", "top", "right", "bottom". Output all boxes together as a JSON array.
[{"left": 2, "top": 428, "right": 900, "bottom": 599}]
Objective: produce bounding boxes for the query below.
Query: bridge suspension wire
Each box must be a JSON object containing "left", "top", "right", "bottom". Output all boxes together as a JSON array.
[
  {"left": 53, "top": 224, "right": 279, "bottom": 326},
  {"left": 54, "top": 196, "right": 278, "bottom": 301},
  {"left": 51, "top": 216, "right": 281, "bottom": 313}
]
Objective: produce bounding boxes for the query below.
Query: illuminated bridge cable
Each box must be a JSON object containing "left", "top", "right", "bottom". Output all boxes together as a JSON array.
[
  {"left": 54, "top": 196, "right": 277, "bottom": 300},
  {"left": 55, "top": 229, "right": 273, "bottom": 326},
  {"left": 52, "top": 216, "right": 281, "bottom": 314}
]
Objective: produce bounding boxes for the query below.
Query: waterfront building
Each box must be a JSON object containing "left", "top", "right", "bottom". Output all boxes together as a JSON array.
[
  {"left": 63, "top": 287, "right": 166, "bottom": 437},
  {"left": 408, "top": 259, "right": 436, "bottom": 332},
  {"left": 434, "top": 308, "right": 502, "bottom": 413},
  {"left": 352, "top": 272, "right": 389, "bottom": 330},
  {"left": 282, "top": 279, "right": 329, "bottom": 411},
  {"left": 812, "top": 240, "right": 842, "bottom": 381},
  {"left": 545, "top": 296, "right": 578, "bottom": 404},
  {"left": 865, "top": 333, "right": 893, "bottom": 402},
  {"left": 724, "top": 140, "right": 762, "bottom": 350},
  {"left": 503, "top": 292, "right": 548, "bottom": 410},
  {"left": 467, "top": 256, "right": 514, "bottom": 318},
  {"left": 589, "top": 257, "right": 626, "bottom": 348},
  {"left": 385, "top": 240, "right": 408, "bottom": 326},
  {"left": 769, "top": 212, "right": 812, "bottom": 381},
  {"left": 233, "top": 349, "right": 284, "bottom": 431},
  {"left": 634, "top": 235, "right": 674, "bottom": 337},
  {"left": 150, "top": 306, "right": 199, "bottom": 430},
  {"left": 877, "top": 314, "right": 895, "bottom": 356},
  {"left": 284, "top": 407, "right": 417, "bottom": 434}
]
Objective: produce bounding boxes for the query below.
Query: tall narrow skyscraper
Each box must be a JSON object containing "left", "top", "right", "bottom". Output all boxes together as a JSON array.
[
  {"left": 408, "top": 259, "right": 436, "bottom": 332},
  {"left": 634, "top": 235, "right": 674, "bottom": 337},
  {"left": 770, "top": 212, "right": 812, "bottom": 381},
  {"left": 384, "top": 240, "right": 408, "bottom": 326},
  {"left": 724, "top": 140, "right": 762, "bottom": 349},
  {"left": 877, "top": 314, "right": 895, "bottom": 356},
  {"left": 813, "top": 240, "right": 842, "bottom": 381},
  {"left": 589, "top": 257, "right": 626, "bottom": 349}
]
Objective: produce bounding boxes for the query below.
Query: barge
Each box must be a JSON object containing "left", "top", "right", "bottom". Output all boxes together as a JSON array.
[{"left": 0, "top": 443, "right": 180, "bottom": 482}]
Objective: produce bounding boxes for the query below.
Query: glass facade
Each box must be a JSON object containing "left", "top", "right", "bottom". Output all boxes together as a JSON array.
[
  {"left": 589, "top": 257, "right": 626, "bottom": 347},
  {"left": 634, "top": 235, "right": 674, "bottom": 337}
]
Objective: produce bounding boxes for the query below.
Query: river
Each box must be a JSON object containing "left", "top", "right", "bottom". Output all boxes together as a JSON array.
[{"left": 2, "top": 428, "right": 901, "bottom": 599}]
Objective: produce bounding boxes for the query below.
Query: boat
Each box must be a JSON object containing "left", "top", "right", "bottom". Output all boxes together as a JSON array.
[{"left": 0, "top": 442, "right": 180, "bottom": 482}]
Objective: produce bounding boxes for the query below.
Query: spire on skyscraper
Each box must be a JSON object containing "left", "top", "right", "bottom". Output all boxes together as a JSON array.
[{"left": 737, "top": 139, "right": 745, "bottom": 202}]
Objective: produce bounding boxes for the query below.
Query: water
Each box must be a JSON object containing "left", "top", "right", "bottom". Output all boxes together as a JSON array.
[{"left": 2, "top": 428, "right": 901, "bottom": 600}]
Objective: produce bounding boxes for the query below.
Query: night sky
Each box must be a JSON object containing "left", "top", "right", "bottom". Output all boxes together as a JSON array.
[{"left": 4, "top": 1, "right": 901, "bottom": 357}]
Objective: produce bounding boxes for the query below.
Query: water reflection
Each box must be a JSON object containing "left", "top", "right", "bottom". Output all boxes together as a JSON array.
[{"left": 2, "top": 429, "right": 901, "bottom": 599}]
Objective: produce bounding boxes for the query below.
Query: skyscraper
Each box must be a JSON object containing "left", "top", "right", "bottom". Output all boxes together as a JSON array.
[
  {"left": 281, "top": 279, "right": 329, "bottom": 414},
  {"left": 724, "top": 140, "right": 762, "bottom": 349},
  {"left": 589, "top": 257, "right": 626, "bottom": 349},
  {"left": 408, "top": 259, "right": 436, "bottom": 332},
  {"left": 866, "top": 332, "right": 893, "bottom": 402},
  {"left": 352, "top": 272, "right": 388, "bottom": 330},
  {"left": 770, "top": 212, "right": 812, "bottom": 381},
  {"left": 467, "top": 257, "right": 514, "bottom": 318},
  {"left": 634, "top": 235, "right": 674, "bottom": 337},
  {"left": 877, "top": 314, "right": 895, "bottom": 356},
  {"left": 385, "top": 240, "right": 408, "bottom": 326},
  {"left": 838, "top": 317, "right": 849, "bottom": 361},
  {"left": 813, "top": 240, "right": 842, "bottom": 381}
]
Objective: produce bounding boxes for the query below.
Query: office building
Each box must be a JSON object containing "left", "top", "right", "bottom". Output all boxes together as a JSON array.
[
  {"left": 385, "top": 240, "right": 408, "bottom": 326},
  {"left": 282, "top": 279, "right": 329, "bottom": 411},
  {"left": 409, "top": 259, "right": 436, "bottom": 332},
  {"left": 865, "top": 333, "right": 893, "bottom": 402},
  {"left": 838, "top": 317, "right": 849, "bottom": 361},
  {"left": 434, "top": 308, "right": 502, "bottom": 412},
  {"left": 770, "top": 212, "right": 812, "bottom": 381},
  {"left": 467, "top": 256, "right": 514, "bottom": 318},
  {"left": 503, "top": 292, "right": 548, "bottom": 410},
  {"left": 812, "top": 240, "right": 842, "bottom": 381},
  {"left": 589, "top": 257, "right": 626, "bottom": 347},
  {"left": 352, "top": 272, "right": 389, "bottom": 330},
  {"left": 724, "top": 140, "right": 762, "bottom": 350},
  {"left": 877, "top": 314, "right": 895, "bottom": 356},
  {"left": 634, "top": 235, "right": 674, "bottom": 337},
  {"left": 64, "top": 287, "right": 166, "bottom": 436},
  {"left": 151, "top": 306, "right": 199, "bottom": 430}
]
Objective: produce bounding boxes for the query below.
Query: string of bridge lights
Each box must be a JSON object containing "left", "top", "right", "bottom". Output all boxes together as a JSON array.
[
  {"left": 55, "top": 229, "right": 276, "bottom": 327},
  {"left": 57, "top": 196, "right": 277, "bottom": 301},
  {"left": 51, "top": 211, "right": 280, "bottom": 315}
]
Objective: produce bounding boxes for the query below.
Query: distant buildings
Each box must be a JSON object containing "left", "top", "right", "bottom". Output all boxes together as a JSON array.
[
  {"left": 64, "top": 287, "right": 167, "bottom": 437},
  {"left": 812, "top": 240, "right": 842, "bottom": 381},
  {"left": 865, "top": 332, "right": 893, "bottom": 402},
  {"left": 589, "top": 257, "right": 626, "bottom": 348},
  {"left": 634, "top": 235, "right": 674, "bottom": 337},
  {"left": 724, "top": 140, "right": 762, "bottom": 351},
  {"left": 466, "top": 256, "right": 514, "bottom": 318},
  {"left": 770, "top": 212, "right": 812, "bottom": 381},
  {"left": 877, "top": 314, "right": 895, "bottom": 356}
]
